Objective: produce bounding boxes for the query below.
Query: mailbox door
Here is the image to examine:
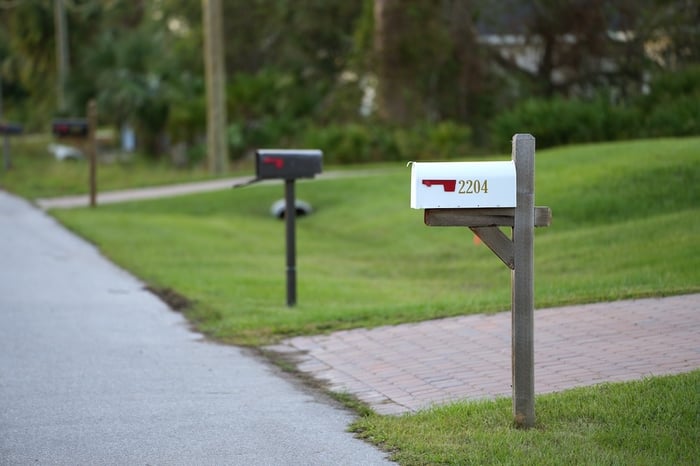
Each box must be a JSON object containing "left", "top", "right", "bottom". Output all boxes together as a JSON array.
[
  {"left": 256, "top": 149, "right": 322, "bottom": 180},
  {"left": 410, "top": 161, "right": 516, "bottom": 209}
]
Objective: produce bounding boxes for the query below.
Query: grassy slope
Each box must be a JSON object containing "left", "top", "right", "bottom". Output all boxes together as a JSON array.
[{"left": 53, "top": 137, "right": 700, "bottom": 345}]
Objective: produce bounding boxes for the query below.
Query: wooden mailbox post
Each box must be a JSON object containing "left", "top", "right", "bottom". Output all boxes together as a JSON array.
[
  {"left": 51, "top": 100, "right": 98, "bottom": 207},
  {"left": 411, "top": 134, "right": 551, "bottom": 428}
]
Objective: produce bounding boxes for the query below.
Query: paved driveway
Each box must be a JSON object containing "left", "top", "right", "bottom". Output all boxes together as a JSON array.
[{"left": 0, "top": 191, "right": 392, "bottom": 465}]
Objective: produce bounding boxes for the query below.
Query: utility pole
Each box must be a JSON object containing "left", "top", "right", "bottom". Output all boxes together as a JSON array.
[
  {"left": 54, "top": 0, "right": 70, "bottom": 113},
  {"left": 202, "top": 0, "right": 227, "bottom": 174}
]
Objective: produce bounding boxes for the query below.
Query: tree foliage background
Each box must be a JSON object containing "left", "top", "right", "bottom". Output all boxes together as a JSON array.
[{"left": 0, "top": 0, "right": 698, "bottom": 162}]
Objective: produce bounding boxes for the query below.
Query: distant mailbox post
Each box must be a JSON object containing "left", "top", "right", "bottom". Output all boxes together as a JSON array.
[
  {"left": 235, "top": 149, "right": 323, "bottom": 307},
  {"left": 1, "top": 122, "right": 23, "bottom": 171},
  {"left": 411, "top": 134, "right": 551, "bottom": 429},
  {"left": 50, "top": 101, "right": 98, "bottom": 207}
]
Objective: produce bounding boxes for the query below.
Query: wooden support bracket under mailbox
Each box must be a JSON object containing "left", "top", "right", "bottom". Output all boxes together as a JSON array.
[{"left": 424, "top": 207, "right": 552, "bottom": 269}]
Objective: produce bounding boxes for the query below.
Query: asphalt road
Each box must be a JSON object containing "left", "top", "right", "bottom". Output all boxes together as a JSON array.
[{"left": 0, "top": 191, "right": 392, "bottom": 465}]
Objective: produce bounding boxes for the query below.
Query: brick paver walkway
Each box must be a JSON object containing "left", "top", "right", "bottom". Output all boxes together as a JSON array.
[{"left": 268, "top": 294, "right": 700, "bottom": 415}]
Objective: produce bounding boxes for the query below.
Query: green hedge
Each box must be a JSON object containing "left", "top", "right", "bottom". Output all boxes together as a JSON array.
[
  {"left": 642, "top": 68, "right": 700, "bottom": 137},
  {"left": 224, "top": 67, "right": 700, "bottom": 162},
  {"left": 490, "top": 66, "right": 700, "bottom": 151},
  {"left": 302, "top": 121, "right": 473, "bottom": 164},
  {"left": 491, "top": 97, "right": 647, "bottom": 151}
]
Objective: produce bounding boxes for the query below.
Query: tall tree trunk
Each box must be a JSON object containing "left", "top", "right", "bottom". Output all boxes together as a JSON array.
[
  {"left": 373, "top": 0, "right": 410, "bottom": 124},
  {"left": 202, "top": 0, "right": 228, "bottom": 174},
  {"left": 445, "top": 0, "right": 481, "bottom": 123}
]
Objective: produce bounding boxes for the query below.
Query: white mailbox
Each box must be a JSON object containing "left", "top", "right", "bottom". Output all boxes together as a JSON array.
[{"left": 410, "top": 161, "right": 516, "bottom": 209}]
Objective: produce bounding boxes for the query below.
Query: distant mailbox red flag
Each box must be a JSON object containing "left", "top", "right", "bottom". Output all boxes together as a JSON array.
[
  {"left": 421, "top": 179, "right": 456, "bottom": 192},
  {"left": 263, "top": 156, "right": 285, "bottom": 169}
]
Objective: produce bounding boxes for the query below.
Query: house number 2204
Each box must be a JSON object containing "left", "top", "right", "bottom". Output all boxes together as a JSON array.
[{"left": 458, "top": 179, "right": 489, "bottom": 194}]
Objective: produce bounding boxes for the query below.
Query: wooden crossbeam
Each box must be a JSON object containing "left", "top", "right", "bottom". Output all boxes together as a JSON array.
[{"left": 424, "top": 207, "right": 552, "bottom": 228}]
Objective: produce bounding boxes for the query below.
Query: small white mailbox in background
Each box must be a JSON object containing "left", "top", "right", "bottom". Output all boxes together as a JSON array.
[{"left": 410, "top": 161, "right": 516, "bottom": 209}]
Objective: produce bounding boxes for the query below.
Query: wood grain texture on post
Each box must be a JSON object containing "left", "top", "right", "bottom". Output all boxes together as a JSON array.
[{"left": 512, "top": 133, "right": 535, "bottom": 428}]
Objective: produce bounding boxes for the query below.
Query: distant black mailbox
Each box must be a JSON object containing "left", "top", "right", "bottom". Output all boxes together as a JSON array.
[
  {"left": 52, "top": 119, "right": 89, "bottom": 138},
  {"left": 256, "top": 149, "right": 322, "bottom": 180},
  {"left": 234, "top": 148, "right": 323, "bottom": 307},
  {"left": 0, "top": 122, "right": 23, "bottom": 136}
]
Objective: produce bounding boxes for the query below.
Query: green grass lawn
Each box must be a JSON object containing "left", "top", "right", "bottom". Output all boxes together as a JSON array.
[
  {"left": 49, "top": 136, "right": 700, "bottom": 345},
  {"left": 351, "top": 370, "right": 700, "bottom": 465},
  {"left": 0, "top": 134, "right": 232, "bottom": 199},
  {"left": 7, "top": 135, "right": 700, "bottom": 464}
]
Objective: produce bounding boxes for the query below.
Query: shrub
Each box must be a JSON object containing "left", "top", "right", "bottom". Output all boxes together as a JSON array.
[
  {"left": 419, "top": 121, "right": 473, "bottom": 160},
  {"left": 490, "top": 66, "right": 700, "bottom": 151},
  {"left": 227, "top": 70, "right": 317, "bottom": 121},
  {"left": 301, "top": 121, "right": 473, "bottom": 164},
  {"left": 642, "top": 65, "right": 700, "bottom": 110},
  {"left": 226, "top": 117, "right": 306, "bottom": 160},
  {"left": 302, "top": 123, "right": 400, "bottom": 164},
  {"left": 642, "top": 66, "right": 700, "bottom": 137},
  {"left": 645, "top": 95, "right": 700, "bottom": 137},
  {"left": 491, "top": 96, "right": 648, "bottom": 151}
]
